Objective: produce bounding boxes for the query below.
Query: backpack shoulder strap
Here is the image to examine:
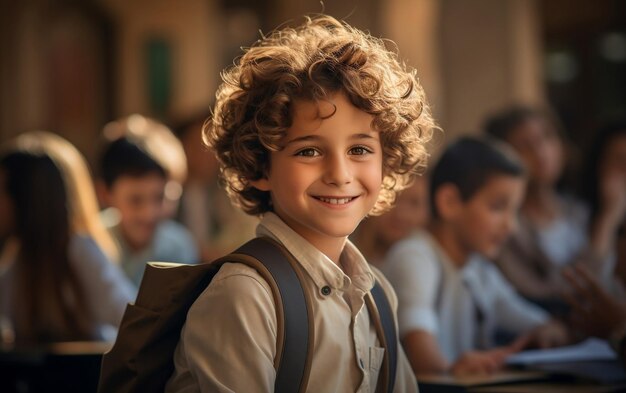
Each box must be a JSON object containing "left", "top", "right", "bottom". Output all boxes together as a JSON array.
[
  {"left": 366, "top": 281, "right": 398, "bottom": 393},
  {"left": 214, "top": 237, "right": 314, "bottom": 393}
]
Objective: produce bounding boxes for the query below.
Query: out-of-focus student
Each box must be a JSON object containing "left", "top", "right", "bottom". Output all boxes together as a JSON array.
[
  {"left": 484, "top": 106, "right": 600, "bottom": 314},
  {"left": 174, "top": 112, "right": 258, "bottom": 261},
  {"left": 580, "top": 122, "right": 626, "bottom": 294},
  {"left": 382, "top": 137, "right": 569, "bottom": 376},
  {"left": 97, "top": 115, "right": 198, "bottom": 287},
  {"left": 0, "top": 131, "right": 135, "bottom": 344},
  {"left": 352, "top": 175, "right": 430, "bottom": 266}
]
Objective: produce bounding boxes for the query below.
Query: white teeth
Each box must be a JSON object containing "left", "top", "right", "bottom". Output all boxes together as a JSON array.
[{"left": 318, "top": 197, "right": 353, "bottom": 205}]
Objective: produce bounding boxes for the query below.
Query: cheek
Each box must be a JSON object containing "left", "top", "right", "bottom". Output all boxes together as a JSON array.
[
  {"left": 364, "top": 162, "right": 383, "bottom": 191},
  {"left": 469, "top": 208, "right": 499, "bottom": 235}
]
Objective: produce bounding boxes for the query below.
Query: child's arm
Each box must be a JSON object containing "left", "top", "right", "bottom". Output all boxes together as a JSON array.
[
  {"left": 403, "top": 329, "right": 525, "bottom": 375},
  {"left": 172, "top": 264, "right": 277, "bottom": 393},
  {"left": 382, "top": 238, "right": 446, "bottom": 374},
  {"left": 487, "top": 262, "right": 555, "bottom": 336},
  {"left": 402, "top": 329, "right": 448, "bottom": 374},
  {"left": 450, "top": 337, "right": 527, "bottom": 376}
]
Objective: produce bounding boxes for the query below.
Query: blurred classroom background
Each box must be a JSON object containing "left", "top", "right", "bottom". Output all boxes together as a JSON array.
[{"left": 1, "top": 0, "right": 625, "bottom": 169}]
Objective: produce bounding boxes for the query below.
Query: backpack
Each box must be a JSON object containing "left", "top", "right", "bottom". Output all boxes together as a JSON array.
[{"left": 98, "top": 237, "right": 398, "bottom": 393}]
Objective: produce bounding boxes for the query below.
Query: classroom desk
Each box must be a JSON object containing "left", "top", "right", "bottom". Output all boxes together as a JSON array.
[
  {"left": 0, "top": 341, "right": 112, "bottom": 393},
  {"left": 418, "top": 362, "right": 626, "bottom": 393}
]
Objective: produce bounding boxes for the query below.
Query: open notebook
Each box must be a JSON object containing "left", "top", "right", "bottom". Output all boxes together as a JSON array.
[{"left": 506, "top": 338, "right": 626, "bottom": 384}]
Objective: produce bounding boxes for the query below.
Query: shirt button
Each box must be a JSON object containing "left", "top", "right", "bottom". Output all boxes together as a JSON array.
[{"left": 321, "top": 286, "right": 332, "bottom": 296}]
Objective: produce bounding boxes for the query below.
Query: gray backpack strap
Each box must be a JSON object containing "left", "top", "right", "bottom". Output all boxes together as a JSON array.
[
  {"left": 225, "top": 237, "right": 314, "bottom": 393},
  {"left": 368, "top": 282, "right": 397, "bottom": 393}
]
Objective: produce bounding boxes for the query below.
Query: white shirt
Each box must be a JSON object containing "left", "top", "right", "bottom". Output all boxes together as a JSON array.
[
  {"left": 106, "top": 218, "right": 199, "bottom": 287},
  {"left": 382, "top": 231, "right": 548, "bottom": 362}
]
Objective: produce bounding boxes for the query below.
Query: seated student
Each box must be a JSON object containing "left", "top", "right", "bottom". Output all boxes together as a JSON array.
[
  {"left": 164, "top": 15, "right": 436, "bottom": 392},
  {"left": 0, "top": 131, "right": 134, "bottom": 344},
  {"left": 352, "top": 175, "right": 430, "bottom": 266},
  {"left": 174, "top": 111, "right": 258, "bottom": 261},
  {"left": 484, "top": 107, "right": 599, "bottom": 313},
  {"left": 382, "top": 137, "right": 569, "bottom": 376},
  {"left": 579, "top": 122, "right": 626, "bottom": 293},
  {"left": 98, "top": 115, "right": 199, "bottom": 287}
]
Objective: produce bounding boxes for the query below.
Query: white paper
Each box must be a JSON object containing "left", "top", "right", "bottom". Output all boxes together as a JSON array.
[{"left": 505, "top": 338, "right": 617, "bottom": 365}]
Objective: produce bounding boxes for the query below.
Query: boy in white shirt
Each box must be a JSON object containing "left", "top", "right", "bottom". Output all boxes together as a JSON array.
[
  {"left": 383, "top": 137, "right": 570, "bottom": 376},
  {"left": 165, "top": 15, "right": 436, "bottom": 392}
]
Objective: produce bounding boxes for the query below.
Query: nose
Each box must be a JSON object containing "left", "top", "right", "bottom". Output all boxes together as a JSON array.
[{"left": 322, "top": 153, "right": 353, "bottom": 186}]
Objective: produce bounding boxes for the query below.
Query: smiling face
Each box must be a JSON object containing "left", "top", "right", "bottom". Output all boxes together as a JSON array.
[
  {"left": 452, "top": 174, "right": 525, "bottom": 259},
  {"left": 251, "top": 92, "right": 383, "bottom": 258},
  {"left": 104, "top": 172, "right": 166, "bottom": 251}
]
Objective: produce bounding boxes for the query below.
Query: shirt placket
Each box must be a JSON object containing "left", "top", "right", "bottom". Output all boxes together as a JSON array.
[{"left": 347, "top": 286, "right": 372, "bottom": 393}]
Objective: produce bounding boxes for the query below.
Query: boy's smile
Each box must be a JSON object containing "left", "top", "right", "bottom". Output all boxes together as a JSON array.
[
  {"left": 251, "top": 92, "right": 383, "bottom": 263},
  {"left": 105, "top": 173, "right": 166, "bottom": 251}
]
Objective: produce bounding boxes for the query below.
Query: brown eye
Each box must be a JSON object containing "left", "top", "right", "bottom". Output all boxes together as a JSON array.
[
  {"left": 295, "top": 148, "right": 320, "bottom": 157},
  {"left": 349, "top": 145, "right": 373, "bottom": 155}
]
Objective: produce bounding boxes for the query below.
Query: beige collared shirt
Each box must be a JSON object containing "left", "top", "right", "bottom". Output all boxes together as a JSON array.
[{"left": 165, "top": 212, "right": 417, "bottom": 393}]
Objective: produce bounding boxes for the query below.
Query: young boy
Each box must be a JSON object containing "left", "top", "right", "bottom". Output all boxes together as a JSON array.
[
  {"left": 98, "top": 115, "right": 199, "bottom": 287},
  {"left": 164, "top": 15, "right": 435, "bottom": 392},
  {"left": 382, "top": 137, "right": 569, "bottom": 376}
]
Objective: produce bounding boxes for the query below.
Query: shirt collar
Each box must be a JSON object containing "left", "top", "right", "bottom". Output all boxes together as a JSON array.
[
  {"left": 423, "top": 230, "right": 481, "bottom": 279},
  {"left": 256, "top": 212, "right": 375, "bottom": 293}
]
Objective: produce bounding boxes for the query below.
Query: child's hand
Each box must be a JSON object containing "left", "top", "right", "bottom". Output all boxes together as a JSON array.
[
  {"left": 563, "top": 265, "right": 626, "bottom": 339},
  {"left": 450, "top": 343, "right": 522, "bottom": 376},
  {"left": 526, "top": 320, "right": 570, "bottom": 349}
]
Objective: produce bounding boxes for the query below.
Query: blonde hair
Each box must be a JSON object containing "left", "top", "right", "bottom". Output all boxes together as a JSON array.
[
  {"left": 7, "top": 131, "right": 119, "bottom": 262},
  {"left": 207, "top": 15, "right": 436, "bottom": 216}
]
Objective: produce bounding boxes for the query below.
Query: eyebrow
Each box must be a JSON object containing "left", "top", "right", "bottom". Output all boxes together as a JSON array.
[{"left": 285, "top": 133, "right": 378, "bottom": 145}]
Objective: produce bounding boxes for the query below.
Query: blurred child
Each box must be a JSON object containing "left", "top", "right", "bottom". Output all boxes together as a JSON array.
[
  {"left": 98, "top": 115, "right": 198, "bottom": 287},
  {"left": 165, "top": 15, "right": 435, "bottom": 392},
  {"left": 352, "top": 175, "right": 430, "bottom": 266},
  {"left": 485, "top": 107, "right": 598, "bottom": 313},
  {"left": 580, "top": 122, "right": 626, "bottom": 291},
  {"left": 382, "top": 137, "right": 569, "bottom": 376},
  {"left": 561, "top": 124, "right": 626, "bottom": 364},
  {"left": 0, "top": 131, "right": 134, "bottom": 344},
  {"left": 174, "top": 112, "right": 258, "bottom": 261}
]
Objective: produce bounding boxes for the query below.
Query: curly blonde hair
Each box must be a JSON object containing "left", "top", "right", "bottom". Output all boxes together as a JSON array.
[{"left": 206, "top": 15, "right": 436, "bottom": 216}]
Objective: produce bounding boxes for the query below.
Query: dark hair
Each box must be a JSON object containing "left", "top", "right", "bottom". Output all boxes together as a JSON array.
[
  {"left": 99, "top": 137, "right": 166, "bottom": 188},
  {"left": 0, "top": 151, "right": 92, "bottom": 342},
  {"left": 582, "top": 121, "right": 626, "bottom": 219},
  {"left": 173, "top": 110, "right": 212, "bottom": 140},
  {"left": 430, "top": 136, "right": 525, "bottom": 218},
  {"left": 483, "top": 105, "right": 566, "bottom": 143}
]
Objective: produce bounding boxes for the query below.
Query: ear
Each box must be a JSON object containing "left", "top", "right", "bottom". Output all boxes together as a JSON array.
[
  {"left": 434, "top": 183, "right": 463, "bottom": 220},
  {"left": 249, "top": 177, "right": 271, "bottom": 192}
]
